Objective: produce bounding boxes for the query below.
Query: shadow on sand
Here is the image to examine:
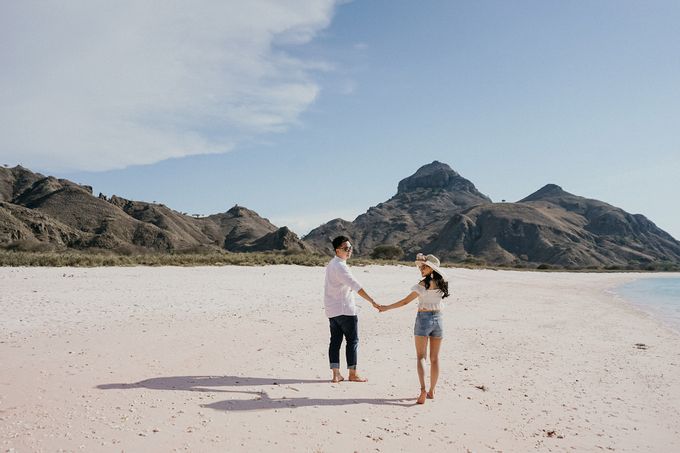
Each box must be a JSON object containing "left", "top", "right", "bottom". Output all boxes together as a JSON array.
[
  {"left": 202, "top": 394, "right": 413, "bottom": 411},
  {"left": 98, "top": 375, "right": 325, "bottom": 392},
  {"left": 97, "top": 375, "right": 415, "bottom": 411}
]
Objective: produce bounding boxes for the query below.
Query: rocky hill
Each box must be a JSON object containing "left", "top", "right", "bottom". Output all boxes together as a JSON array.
[
  {"left": 2, "top": 163, "right": 678, "bottom": 268},
  {"left": 304, "top": 161, "right": 492, "bottom": 255},
  {"left": 303, "top": 162, "right": 680, "bottom": 267},
  {"left": 0, "top": 166, "right": 312, "bottom": 254}
]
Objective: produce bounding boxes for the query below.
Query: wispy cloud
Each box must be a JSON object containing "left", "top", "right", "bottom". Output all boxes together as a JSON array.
[{"left": 0, "top": 1, "right": 339, "bottom": 171}]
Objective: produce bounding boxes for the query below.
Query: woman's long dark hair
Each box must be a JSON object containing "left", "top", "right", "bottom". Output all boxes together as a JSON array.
[{"left": 423, "top": 271, "right": 449, "bottom": 298}]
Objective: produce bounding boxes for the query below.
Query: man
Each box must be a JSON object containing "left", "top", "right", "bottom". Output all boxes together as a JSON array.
[{"left": 324, "top": 235, "right": 379, "bottom": 383}]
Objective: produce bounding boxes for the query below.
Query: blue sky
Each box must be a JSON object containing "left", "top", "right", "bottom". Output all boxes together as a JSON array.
[{"left": 2, "top": 1, "right": 679, "bottom": 239}]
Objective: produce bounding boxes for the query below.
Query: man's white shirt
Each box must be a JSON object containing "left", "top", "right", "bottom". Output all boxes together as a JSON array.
[{"left": 323, "top": 256, "right": 363, "bottom": 318}]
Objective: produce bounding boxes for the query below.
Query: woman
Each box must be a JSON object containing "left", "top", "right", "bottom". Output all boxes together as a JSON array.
[{"left": 379, "top": 253, "right": 449, "bottom": 404}]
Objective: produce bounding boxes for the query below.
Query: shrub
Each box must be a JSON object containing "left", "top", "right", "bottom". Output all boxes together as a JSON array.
[
  {"left": 370, "top": 245, "right": 404, "bottom": 260},
  {"left": 4, "top": 240, "right": 59, "bottom": 253},
  {"left": 461, "top": 257, "right": 486, "bottom": 268}
]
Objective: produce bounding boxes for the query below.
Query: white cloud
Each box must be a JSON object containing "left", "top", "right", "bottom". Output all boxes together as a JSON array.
[{"left": 0, "top": 0, "right": 339, "bottom": 171}]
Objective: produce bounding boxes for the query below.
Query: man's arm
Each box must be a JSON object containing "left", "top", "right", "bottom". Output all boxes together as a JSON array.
[
  {"left": 334, "top": 262, "right": 379, "bottom": 310},
  {"left": 358, "top": 288, "right": 379, "bottom": 310}
]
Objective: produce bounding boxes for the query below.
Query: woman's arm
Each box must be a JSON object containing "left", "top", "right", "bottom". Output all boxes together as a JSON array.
[{"left": 379, "top": 291, "right": 418, "bottom": 312}]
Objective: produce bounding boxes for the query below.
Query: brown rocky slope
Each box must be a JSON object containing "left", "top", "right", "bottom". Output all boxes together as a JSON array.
[
  {"left": 0, "top": 166, "right": 311, "bottom": 253},
  {"left": 303, "top": 162, "right": 680, "bottom": 267},
  {"left": 304, "top": 161, "right": 492, "bottom": 256},
  {"left": 2, "top": 163, "right": 678, "bottom": 268}
]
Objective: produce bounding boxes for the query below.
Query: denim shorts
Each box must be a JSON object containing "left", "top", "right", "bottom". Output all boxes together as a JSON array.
[{"left": 414, "top": 311, "right": 443, "bottom": 338}]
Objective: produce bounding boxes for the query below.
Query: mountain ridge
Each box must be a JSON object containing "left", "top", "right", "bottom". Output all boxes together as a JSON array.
[
  {"left": 1, "top": 163, "right": 678, "bottom": 268},
  {"left": 303, "top": 161, "right": 680, "bottom": 267},
  {"left": 0, "top": 165, "right": 312, "bottom": 254},
  {"left": 304, "top": 161, "right": 492, "bottom": 256}
]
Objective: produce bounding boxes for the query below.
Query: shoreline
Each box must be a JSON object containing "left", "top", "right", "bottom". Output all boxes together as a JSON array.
[
  {"left": 1, "top": 266, "right": 679, "bottom": 451},
  {"left": 610, "top": 274, "right": 680, "bottom": 335}
]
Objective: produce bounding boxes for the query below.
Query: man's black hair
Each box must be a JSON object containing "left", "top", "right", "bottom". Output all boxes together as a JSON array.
[{"left": 332, "top": 235, "right": 350, "bottom": 250}]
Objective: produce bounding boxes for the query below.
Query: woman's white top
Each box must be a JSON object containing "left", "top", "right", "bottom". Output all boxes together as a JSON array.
[{"left": 411, "top": 282, "right": 444, "bottom": 311}]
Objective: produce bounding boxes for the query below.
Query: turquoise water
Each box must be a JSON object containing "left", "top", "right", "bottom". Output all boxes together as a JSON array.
[{"left": 617, "top": 277, "right": 680, "bottom": 332}]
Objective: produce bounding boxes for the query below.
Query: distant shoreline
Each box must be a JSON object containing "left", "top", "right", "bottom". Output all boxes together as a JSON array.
[{"left": 613, "top": 276, "right": 680, "bottom": 334}]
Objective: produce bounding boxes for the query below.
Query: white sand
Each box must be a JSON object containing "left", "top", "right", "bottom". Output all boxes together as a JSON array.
[{"left": 1, "top": 265, "right": 679, "bottom": 452}]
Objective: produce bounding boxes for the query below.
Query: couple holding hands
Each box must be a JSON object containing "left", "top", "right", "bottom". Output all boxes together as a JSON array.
[{"left": 323, "top": 236, "right": 449, "bottom": 405}]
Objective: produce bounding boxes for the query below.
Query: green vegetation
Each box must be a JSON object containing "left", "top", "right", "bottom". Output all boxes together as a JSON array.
[
  {"left": 370, "top": 245, "right": 404, "bottom": 260},
  {"left": 0, "top": 249, "right": 678, "bottom": 271},
  {"left": 0, "top": 249, "right": 325, "bottom": 267},
  {"left": 0, "top": 249, "right": 405, "bottom": 268}
]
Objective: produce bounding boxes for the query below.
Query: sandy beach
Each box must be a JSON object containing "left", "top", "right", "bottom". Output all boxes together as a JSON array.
[{"left": 1, "top": 265, "right": 679, "bottom": 452}]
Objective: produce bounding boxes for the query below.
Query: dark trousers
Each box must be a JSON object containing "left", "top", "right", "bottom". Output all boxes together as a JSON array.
[{"left": 328, "top": 315, "right": 359, "bottom": 370}]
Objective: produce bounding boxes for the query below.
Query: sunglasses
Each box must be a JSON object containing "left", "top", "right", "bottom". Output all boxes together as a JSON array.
[{"left": 340, "top": 245, "right": 353, "bottom": 252}]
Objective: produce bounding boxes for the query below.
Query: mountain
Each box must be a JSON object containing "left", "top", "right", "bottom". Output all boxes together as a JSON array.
[
  {"left": 428, "top": 183, "right": 680, "bottom": 267},
  {"left": 0, "top": 165, "right": 47, "bottom": 202},
  {"left": 0, "top": 201, "right": 82, "bottom": 247},
  {"left": 303, "top": 163, "right": 680, "bottom": 268},
  {"left": 2, "top": 163, "right": 678, "bottom": 268},
  {"left": 205, "top": 206, "right": 312, "bottom": 252},
  {"left": 304, "top": 161, "right": 492, "bottom": 255},
  {"left": 0, "top": 165, "right": 312, "bottom": 254}
]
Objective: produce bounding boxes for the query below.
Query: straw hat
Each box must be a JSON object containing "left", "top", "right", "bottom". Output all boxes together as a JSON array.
[{"left": 415, "top": 253, "right": 448, "bottom": 282}]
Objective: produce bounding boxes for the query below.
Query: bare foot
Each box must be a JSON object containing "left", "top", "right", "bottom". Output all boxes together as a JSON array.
[
  {"left": 331, "top": 375, "right": 345, "bottom": 383},
  {"left": 427, "top": 389, "right": 435, "bottom": 399},
  {"left": 348, "top": 374, "right": 368, "bottom": 382},
  {"left": 417, "top": 389, "right": 427, "bottom": 404}
]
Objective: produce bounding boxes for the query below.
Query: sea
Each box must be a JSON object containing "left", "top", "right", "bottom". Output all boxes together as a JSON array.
[{"left": 616, "top": 277, "right": 680, "bottom": 333}]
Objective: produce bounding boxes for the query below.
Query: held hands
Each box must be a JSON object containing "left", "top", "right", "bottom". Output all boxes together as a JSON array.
[
  {"left": 371, "top": 301, "right": 389, "bottom": 313},
  {"left": 371, "top": 301, "right": 388, "bottom": 312}
]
